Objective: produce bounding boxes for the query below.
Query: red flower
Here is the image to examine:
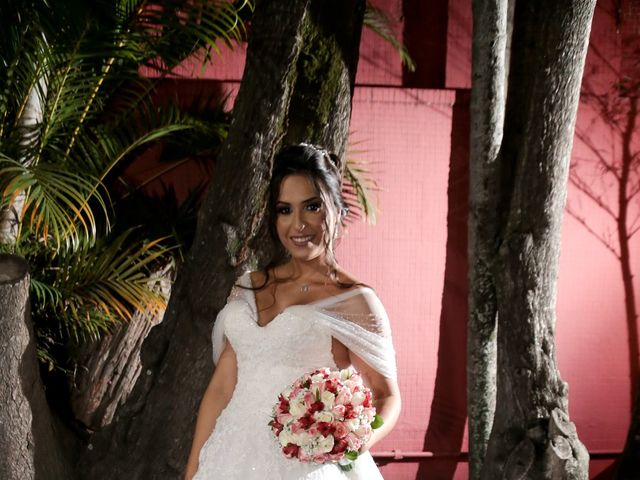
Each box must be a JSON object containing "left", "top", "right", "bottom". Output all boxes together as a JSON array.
[
  {"left": 309, "top": 401, "right": 324, "bottom": 414},
  {"left": 283, "top": 443, "right": 299, "bottom": 458},
  {"left": 344, "top": 404, "right": 357, "bottom": 419},
  {"left": 324, "top": 379, "right": 338, "bottom": 394},
  {"left": 278, "top": 394, "right": 290, "bottom": 411},
  {"left": 330, "top": 438, "right": 349, "bottom": 454},
  {"left": 269, "top": 419, "right": 283, "bottom": 436},
  {"left": 317, "top": 421, "right": 336, "bottom": 437},
  {"left": 298, "top": 415, "right": 313, "bottom": 428}
]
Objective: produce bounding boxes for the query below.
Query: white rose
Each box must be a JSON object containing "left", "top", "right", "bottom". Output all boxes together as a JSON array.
[
  {"left": 293, "top": 432, "right": 310, "bottom": 447},
  {"left": 316, "top": 435, "right": 335, "bottom": 454},
  {"left": 315, "top": 411, "right": 334, "bottom": 423},
  {"left": 279, "top": 430, "right": 292, "bottom": 447},
  {"left": 320, "top": 390, "right": 335, "bottom": 410},
  {"left": 351, "top": 391, "right": 366, "bottom": 406},
  {"left": 346, "top": 418, "right": 360, "bottom": 431},
  {"left": 289, "top": 399, "right": 307, "bottom": 417},
  {"left": 340, "top": 368, "right": 352, "bottom": 381}
]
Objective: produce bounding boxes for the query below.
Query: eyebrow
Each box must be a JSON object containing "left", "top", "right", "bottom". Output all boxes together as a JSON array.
[{"left": 276, "top": 196, "right": 322, "bottom": 205}]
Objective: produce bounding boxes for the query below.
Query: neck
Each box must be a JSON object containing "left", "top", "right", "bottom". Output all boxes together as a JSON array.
[{"left": 284, "top": 255, "right": 333, "bottom": 282}]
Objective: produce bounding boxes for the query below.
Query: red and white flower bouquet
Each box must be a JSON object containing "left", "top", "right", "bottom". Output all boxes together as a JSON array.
[{"left": 269, "top": 367, "right": 383, "bottom": 471}]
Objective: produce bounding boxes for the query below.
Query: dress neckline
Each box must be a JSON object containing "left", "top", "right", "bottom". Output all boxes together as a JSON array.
[{"left": 243, "top": 272, "right": 366, "bottom": 328}]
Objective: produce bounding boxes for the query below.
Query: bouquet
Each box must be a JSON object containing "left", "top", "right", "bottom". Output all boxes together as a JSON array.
[{"left": 269, "top": 367, "right": 383, "bottom": 471}]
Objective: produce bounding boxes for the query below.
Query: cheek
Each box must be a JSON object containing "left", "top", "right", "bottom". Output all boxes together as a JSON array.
[{"left": 275, "top": 217, "right": 287, "bottom": 239}]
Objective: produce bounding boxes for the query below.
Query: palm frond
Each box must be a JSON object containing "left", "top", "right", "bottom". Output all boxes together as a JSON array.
[
  {"left": 342, "top": 140, "right": 380, "bottom": 225},
  {"left": 135, "top": 0, "right": 253, "bottom": 74},
  {"left": 68, "top": 101, "right": 196, "bottom": 178},
  {"left": 0, "top": 154, "right": 110, "bottom": 248},
  {"left": 364, "top": 2, "right": 415, "bottom": 72},
  {"left": 32, "top": 277, "right": 63, "bottom": 310},
  {"left": 30, "top": 228, "right": 171, "bottom": 344},
  {"left": 0, "top": 0, "right": 245, "bottom": 371}
]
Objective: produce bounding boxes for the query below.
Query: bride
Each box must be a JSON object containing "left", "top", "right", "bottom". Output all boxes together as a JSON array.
[{"left": 184, "top": 143, "right": 401, "bottom": 479}]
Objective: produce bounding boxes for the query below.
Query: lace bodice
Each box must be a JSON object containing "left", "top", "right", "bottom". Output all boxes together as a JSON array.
[
  {"left": 213, "top": 272, "right": 397, "bottom": 380},
  {"left": 194, "top": 272, "right": 396, "bottom": 479}
]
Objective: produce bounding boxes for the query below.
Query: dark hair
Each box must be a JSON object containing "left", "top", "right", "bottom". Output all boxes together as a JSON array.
[{"left": 253, "top": 143, "right": 353, "bottom": 290}]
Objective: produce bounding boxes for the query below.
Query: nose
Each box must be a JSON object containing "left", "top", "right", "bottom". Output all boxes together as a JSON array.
[{"left": 294, "top": 211, "right": 306, "bottom": 232}]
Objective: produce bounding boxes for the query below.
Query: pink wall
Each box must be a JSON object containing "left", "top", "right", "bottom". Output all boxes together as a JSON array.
[
  {"left": 340, "top": 87, "right": 458, "bottom": 479},
  {"left": 138, "top": 0, "right": 638, "bottom": 478}
]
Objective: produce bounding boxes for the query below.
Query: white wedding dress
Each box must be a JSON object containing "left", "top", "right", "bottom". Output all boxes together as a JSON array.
[{"left": 193, "top": 272, "right": 397, "bottom": 480}]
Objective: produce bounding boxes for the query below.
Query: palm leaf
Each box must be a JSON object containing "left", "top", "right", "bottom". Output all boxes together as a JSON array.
[
  {"left": 342, "top": 139, "right": 380, "bottom": 225},
  {"left": 30, "top": 228, "right": 171, "bottom": 344},
  {"left": 364, "top": 2, "right": 416, "bottom": 72},
  {"left": 0, "top": 154, "right": 110, "bottom": 248}
]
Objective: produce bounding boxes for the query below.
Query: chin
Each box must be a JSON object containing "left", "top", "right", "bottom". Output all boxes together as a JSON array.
[{"left": 287, "top": 247, "right": 325, "bottom": 262}]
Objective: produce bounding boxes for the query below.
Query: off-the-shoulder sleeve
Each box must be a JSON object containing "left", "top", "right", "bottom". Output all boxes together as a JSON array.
[
  {"left": 211, "top": 271, "right": 251, "bottom": 365},
  {"left": 315, "top": 288, "right": 397, "bottom": 380}
]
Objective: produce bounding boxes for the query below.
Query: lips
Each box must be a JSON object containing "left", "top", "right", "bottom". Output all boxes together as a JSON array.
[{"left": 290, "top": 235, "right": 314, "bottom": 246}]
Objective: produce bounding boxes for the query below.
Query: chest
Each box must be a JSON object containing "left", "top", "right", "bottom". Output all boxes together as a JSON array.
[
  {"left": 253, "top": 282, "right": 351, "bottom": 327},
  {"left": 223, "top": 302, "right": 333, "bottom": 363}
]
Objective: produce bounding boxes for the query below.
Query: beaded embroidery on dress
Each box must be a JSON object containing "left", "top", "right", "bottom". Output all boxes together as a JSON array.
[{"left": 193, "top": 272, "right": 397, "bottom": 480}]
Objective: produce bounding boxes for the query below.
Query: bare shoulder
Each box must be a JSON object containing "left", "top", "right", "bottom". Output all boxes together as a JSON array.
[
  {"left": 249, "top": 270, "right": 269, "bottom": 289},
  {"left": 335, "top": 269, "right": 371, "bottom": 291}
]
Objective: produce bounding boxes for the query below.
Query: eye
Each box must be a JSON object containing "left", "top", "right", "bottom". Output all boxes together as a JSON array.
[
  {"left": 276, "top": 206, "right": 291, "bottom": 215},
  {"left": 305, "top": 202, "right": 322, "bottom": 212}
]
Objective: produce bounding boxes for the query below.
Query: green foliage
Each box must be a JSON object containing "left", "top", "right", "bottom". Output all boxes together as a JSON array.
[
  {"left": 344, "top": 450, "right": 359, "bottom": 461},
  {"left": 0, "top": 0, "right": 248, "bottom": 372},
  {"left": 343, "top": 141, "right": 380, "bottom": 225},
  {"left": 22, "top": 228, "right": 170, "bottom": 369},
  {"left": 364, "top": 2, "right": 416, "bottom": 72},
  {"left": 371, "top": 413, "right": 384, "bottom": 429}
]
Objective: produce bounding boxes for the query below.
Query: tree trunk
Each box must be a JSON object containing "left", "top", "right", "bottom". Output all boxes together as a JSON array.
[
  {"left": 0, "top": 76, "right": 47, "bottom": 245},
  {"left": 0, "top": 254, "right": 72, "bottom": 479},
  {"left": 479, "top": 1, "right": 596, "bottom": 479},
  {"left": 468, "top": 1, "right": 508, "bottom": 478},
  {"left": 69, "top": 262, "right": 173, "bottom": 430},
  {"left": 78, "top": 1, "right": 365, "bottom": 478}
]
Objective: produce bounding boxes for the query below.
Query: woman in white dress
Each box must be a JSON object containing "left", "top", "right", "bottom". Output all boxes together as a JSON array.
[{"left": 184, "top": 144, "right": 401, "bottom": 479}]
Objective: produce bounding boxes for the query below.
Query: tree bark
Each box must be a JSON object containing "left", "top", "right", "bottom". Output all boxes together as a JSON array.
[
  {"left": 78, "top": 1, "right": 365, "bottom": 478},
  {"left": 69, "top": 262, "right": 173, "bottom": 430},
  {"left": 468, "top": 1, "right": 508, "bottom": 478},
  {"left": 0, "top": 76, "right": 47, "bottom": 245},
  {"left": 0, "top": 254, "right": 71, "bottom": 479},
  {"left": 479, "top": 1, "right": 596, "bottom": 479}
]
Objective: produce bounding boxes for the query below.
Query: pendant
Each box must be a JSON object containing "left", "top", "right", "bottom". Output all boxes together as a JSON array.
[{"left": 300, "top": 284, "right": 310, "bottom": 293}]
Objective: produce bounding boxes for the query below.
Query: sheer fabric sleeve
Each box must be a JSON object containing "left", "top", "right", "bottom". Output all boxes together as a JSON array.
[
  {"left": 316, "top": 288, "right": 397, "bottom": 380},
  {"left": 211, "top": 272, "right": 250, "bottom": 365}
]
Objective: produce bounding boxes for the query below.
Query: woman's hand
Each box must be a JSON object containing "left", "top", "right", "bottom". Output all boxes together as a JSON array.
[{"left": 348, "top": 350, "right": 401, "bottom": 453}]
